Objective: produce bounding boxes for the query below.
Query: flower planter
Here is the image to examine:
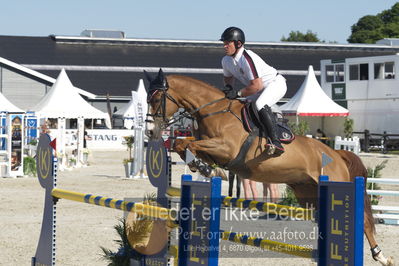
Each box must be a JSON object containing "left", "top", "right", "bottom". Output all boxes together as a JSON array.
[
  {"left": 124, "top": 162, "right": 133, "bottom": 177},
  {"left": 83, "top": 153, "right": 89, "bottom": 164}
]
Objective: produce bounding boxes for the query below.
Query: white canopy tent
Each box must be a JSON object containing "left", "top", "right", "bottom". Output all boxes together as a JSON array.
[
  {"left": 31, "top": 69, "right": 110, "bottom": 169},
  {"left": 114, "top": 79, "right": 148, "bottom": 129},
  {"left": 280, "top": 65, "right": 349, "bottom": 117},
  {"left": 0, "top": 91, "right": 24, "bottom": 113},
  {"left": 31, "top": 69, "right": 110, "bottom": 125},
  {"left": 115, "top": 91, "right": 139, "bottom": 129},
  {"left": 136, "top": 79, "right": 148, "bottom": 128},
  {"left": 280, "top": 65, "right": 349, "bottom": 136}
]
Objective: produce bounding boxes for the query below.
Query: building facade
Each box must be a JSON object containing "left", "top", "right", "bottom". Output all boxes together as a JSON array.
[
  {"left": 1, "top": 32, "right": 399, "bottom": 116},
  {"left": 321, "top": 54, "right": 399, "bottom": 133}
]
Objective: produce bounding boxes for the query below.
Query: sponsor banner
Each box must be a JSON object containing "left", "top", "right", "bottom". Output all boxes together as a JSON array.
[
  {"left": 50, "top": 129, "right": 135, "bottom": 150},
  {"left": 87, "top": 129, "right": 133, "bottom": 149}
]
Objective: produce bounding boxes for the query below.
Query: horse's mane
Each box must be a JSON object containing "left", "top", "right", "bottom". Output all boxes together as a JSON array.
[{"left": 167, "top": 75, "right": 225, "bottom": 96}]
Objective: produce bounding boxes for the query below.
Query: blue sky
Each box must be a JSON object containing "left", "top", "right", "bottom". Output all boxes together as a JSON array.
[{"left": 1, "top": 1, "right": 398, "bottom": 43}]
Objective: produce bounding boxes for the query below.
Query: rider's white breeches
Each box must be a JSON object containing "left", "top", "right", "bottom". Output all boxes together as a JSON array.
[{"left": 247, "top": 74, "right": 287, "bottom": 111}]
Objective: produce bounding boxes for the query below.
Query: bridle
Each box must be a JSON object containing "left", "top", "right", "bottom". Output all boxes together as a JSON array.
[
  {"left": 146, "top": 80, "right": 189, "bottom": 130},
  {"left": 146, "top": 78, "right": 242, "bottom": 130}
]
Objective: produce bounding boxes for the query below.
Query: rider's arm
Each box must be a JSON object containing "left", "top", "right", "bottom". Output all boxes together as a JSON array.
[
  {"left": 223, "top": 76, "right": 235, "bottom": 86},
  {"left": 239, "top": 78, "right": 263, "bottom": 97}
]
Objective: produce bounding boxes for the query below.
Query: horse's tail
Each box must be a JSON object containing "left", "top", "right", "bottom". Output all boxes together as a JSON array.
[{"left": 335, "top": 150, "right": 375, "bottom": 233}]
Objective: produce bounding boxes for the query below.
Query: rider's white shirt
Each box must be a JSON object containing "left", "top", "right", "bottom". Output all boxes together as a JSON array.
[{"left": 221, "top": 47, "right": 277, "bottom": 89}]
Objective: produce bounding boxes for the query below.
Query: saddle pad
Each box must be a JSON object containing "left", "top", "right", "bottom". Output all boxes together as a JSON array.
[{"left": 241, "top": 104, "right": 295, "bottom": 143}]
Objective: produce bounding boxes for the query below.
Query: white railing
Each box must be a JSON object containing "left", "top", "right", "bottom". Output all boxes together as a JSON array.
[
  {"left": 334, "top": 136, "right": 361, "bottom": 154},
  {"left": 367, "top": 178, "right": 399, "bottom": 224}
]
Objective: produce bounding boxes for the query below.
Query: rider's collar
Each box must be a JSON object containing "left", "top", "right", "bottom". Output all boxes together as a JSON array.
[{"left": 233, "top": 46, "right": 245, "bottom": 61}]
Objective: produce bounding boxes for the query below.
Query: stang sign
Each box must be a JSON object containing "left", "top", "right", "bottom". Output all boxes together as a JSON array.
[{"left": 86, "top": 129, "right": 133, "bottom": 149}]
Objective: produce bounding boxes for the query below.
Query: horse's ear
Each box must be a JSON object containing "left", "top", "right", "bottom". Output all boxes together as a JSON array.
[
  {"left": 158, "top": 68, "right": 167, "bottom": 88},
  {"left": 143, "top": 70, "right": 152, "bottom": 83},
  {"left": 158, "top": 68, "right": 165, "bottom": 80}
]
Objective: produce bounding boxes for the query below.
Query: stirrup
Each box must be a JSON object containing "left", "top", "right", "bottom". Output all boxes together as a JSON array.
[{"left": 266, "top": 141, "right": 284, "bottom": 155}]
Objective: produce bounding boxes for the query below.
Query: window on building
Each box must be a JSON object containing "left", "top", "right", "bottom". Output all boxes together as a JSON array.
[
  {"left": 326, "top": 65, "right": 334, "bottom": 82},
  {"left": 335, "top": 64, "right": 344, "bottom": 82},
  {"left": 360, "top": 64, "right": 369, "bottom": 80},
  {"left": 374, "top": 63, "right": 384, "bottom": 79},
  {"left": 349, "top": 64, "right": 359, "bottom": 80},
  {"left": 325, "top": 64, "right": 345, "bottom": 83},
  {"left": 373, "top": 62, "right": 395, "bottom": 80},
  {"left": 385, "top": 62, "right": 395, "bottom": 79},
  {"left": 348, "top": 63, "right": 369, "bottom": 81}
]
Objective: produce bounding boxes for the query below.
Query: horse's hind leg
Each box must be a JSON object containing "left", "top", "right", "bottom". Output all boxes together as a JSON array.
[
  {"left": 289, "top": 183, "right": 318, "bottom": 209},
  {"left": 363, "top": 193, "right": 394, "bottom": 265}
]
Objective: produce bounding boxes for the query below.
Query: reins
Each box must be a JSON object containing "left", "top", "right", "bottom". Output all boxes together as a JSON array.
[
  {"left": 189, "top": 98, "right": 241, "bottom": 122},
  {"left": 148, "top": 84, "right": 243, "bottom": 128}
]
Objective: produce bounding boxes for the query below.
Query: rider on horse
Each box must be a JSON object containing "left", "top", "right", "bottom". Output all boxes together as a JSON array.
[{"left": 220, "top": 27, "right": 287, "bottom": 155}]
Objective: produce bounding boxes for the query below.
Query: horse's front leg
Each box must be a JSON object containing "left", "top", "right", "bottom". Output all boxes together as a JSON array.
[
  {"left": 173, "top": 139, "right": 203, "bottom": 174},
  {"left": 173, "top": 139, "right": 193, "bottom": 160},
  {"left": 185, "top": 138, "right": 231, "bottom": 180}
]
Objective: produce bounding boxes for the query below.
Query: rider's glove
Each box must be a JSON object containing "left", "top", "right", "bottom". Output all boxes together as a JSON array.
[
  {"left": 221, "top": 84, "right": 233, "bottom": 93},
  {"left": 222, "top": 85, "right": 239, "bottom": 99},
  {"left": 225, "top": 89, "right": 239, "bottom": 99}
]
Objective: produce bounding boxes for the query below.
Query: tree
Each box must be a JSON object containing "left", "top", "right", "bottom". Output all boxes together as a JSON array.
[
  {"left": 348, "top": 3, "right": 399, "bottom": 43},
  {"left": 281, "top": 30, "right": 320, "bottom": 42}
]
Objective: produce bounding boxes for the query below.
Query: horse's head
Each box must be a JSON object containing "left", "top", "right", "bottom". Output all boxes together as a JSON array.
[{"left": 144, "top": 69, "right": 180, "bottom": 140}]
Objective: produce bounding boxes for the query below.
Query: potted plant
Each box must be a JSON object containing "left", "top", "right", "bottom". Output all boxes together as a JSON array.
[
  {"left": 101, "top": 218, "right": 143, "bottom": 265},
  {"left": 289, "top": 120, "right": 310, "bottom": 136},
  {"left": 344, "top": 117, "right": 354, "bottom": 138},
  {"left": 23, "top": 156, "right": 36, "bottom": 176},
  {"left": 123, "top": 158, "right": 134, "bottom": 177},
  {"left": 27, "top": 139, "right": 38, "bottom": 157},
  {"left": 82, "top": 148, "right": 90, "bottom": 165},
  {"left": 69, "top": 158, "right": 77, "bottom": 168},
  {"left": 123, "top": 136, "right": 134, "bottom": 177}
]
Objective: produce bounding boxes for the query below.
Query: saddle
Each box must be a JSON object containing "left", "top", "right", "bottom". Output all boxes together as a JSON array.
[{"left": 241, "top": 101, "right": 295, "bottom": 143}]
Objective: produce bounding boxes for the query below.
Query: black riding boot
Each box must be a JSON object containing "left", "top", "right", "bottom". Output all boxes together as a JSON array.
[{"left": 258, "top": 105, "right": 285, "bottom": 155}]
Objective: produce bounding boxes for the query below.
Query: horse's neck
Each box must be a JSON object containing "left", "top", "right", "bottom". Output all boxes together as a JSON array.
[{"left": 171, "top": 78, "right": 223, "bottom": 113}]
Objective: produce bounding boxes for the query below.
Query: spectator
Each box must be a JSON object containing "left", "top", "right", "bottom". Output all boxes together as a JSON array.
[
  {"left": 263, "top": 183, "right": 279, "bottom": 203},
  {"left": 316, "top": 128, "right": 327, "bottom": 144},
  {"left": 228, "top": 172, "right": 241, "bottom": 198}
]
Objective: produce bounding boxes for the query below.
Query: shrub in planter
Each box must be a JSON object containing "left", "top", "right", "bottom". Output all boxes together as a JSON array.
[{"left": 23, "top": 156, "right": 36, "bottom": 176}]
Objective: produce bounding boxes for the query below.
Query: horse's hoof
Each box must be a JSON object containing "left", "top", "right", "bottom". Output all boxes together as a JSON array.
[
  {"left": 376, "top": 255, "right": 394, "bottom": 266},
  {"left": 212, "top": 168, "right": 228, "bottom": 180},
  {"left": 386, "top": 256, "right": 394, "bottom": 266}
]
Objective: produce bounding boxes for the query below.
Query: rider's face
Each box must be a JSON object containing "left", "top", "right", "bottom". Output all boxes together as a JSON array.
[{"left": 223, "top": 41, "right": 236, "bottom": 56}]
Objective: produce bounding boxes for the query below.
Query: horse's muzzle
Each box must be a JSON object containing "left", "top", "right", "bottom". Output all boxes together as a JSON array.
[{"left": 145, "top": 121, "right": 162, "bottom": 140}]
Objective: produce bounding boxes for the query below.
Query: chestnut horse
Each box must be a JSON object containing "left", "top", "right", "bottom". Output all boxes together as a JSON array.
[{"left": 144, "top": 69, "right": 393, "bottom": 265}]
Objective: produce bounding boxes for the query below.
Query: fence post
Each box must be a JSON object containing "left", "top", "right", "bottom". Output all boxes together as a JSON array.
[
  {"left": 382, "top": 131, "right": 388, "bottom": 154},
  {"left": 364, "top": 130, "right": 370, "bottom": 152}
]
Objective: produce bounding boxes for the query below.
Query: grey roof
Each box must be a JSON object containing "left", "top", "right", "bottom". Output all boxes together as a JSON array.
[{"left": 1, "top": 35, "right": 399, "bottom": 98}]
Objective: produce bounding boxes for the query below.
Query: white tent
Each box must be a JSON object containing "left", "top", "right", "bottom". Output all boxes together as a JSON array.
[
  {"left": 136, "top": 79, "right": 148, "bottom": 128},
  {"left": 0, "top": 91, "right": 24, "bottom": 113},
  {"left": 280, "top": 65, "right": 349, "bottom": 136},
  {"left": 115, "top": 91, "right": 139, "bottom": 129},
  {"left": 31, "top": 69, "right": 110, "bottom": 126},
  {"left": 114, "top": 79, "right": 148, "bottom": 129},
  {"left": 280, "top": 65, "right": 349, "bottom": 117}
]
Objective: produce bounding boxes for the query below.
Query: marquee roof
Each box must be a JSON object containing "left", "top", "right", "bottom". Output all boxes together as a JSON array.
[
  {"left": 115, "top": 79, "right": 148, "bottom": 129},
  {"left": 31, "top": 69, "right": 110, "bottom": 124},
  {"left": 280, "top": 65, "right": 349, "bottom": 116},
  {"left": 0, "top": 92, "right": 24, "bottom": 113}
]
